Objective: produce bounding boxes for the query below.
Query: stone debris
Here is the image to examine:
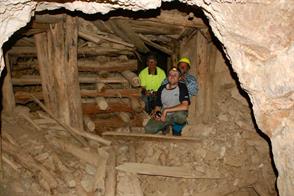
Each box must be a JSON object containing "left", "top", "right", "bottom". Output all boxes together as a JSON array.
[{"left": 0, "top": 85, "right": 277, "bottom": 195}]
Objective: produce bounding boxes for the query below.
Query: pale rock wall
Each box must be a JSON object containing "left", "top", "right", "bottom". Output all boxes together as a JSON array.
[
  {"left": 183, "top": 1, "right": 294, "bottom": 195},
  {"left": 0, "top": 0, "right": 293, "bottom": 195}
]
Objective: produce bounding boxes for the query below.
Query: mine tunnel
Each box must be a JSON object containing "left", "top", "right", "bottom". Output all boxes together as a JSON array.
[{"left": 1, "top": 1, "right": 290, "bottom": 195}]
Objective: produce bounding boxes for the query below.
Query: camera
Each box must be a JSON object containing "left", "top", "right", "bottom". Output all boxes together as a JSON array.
[{"left": 155, "top": 111, "right": 162, "bottom": 118}]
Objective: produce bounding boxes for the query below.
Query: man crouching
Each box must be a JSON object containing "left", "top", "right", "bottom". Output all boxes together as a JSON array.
[{"left": 145, "top": 67, "right": 190, "bottom": 136}]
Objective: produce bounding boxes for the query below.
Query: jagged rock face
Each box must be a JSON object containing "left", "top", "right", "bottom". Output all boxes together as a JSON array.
[
  {"left": 0, "top": 0, "right": 293, "bottom": 195},
  {"left": 185, "top": 1, "right": 294, "bottom": 195}
]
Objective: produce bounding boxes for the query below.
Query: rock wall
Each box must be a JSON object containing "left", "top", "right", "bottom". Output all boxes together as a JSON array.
[
  {"left": 184, "top": 1, "right": 294, "bottom": 195},
  {"left": 0, "top": 0, "right": 293, "bottom": 195}
]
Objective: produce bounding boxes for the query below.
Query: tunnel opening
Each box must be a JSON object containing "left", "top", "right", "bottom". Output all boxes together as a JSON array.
[{"left": 0, "top": 2, "right": 278, "bottom": 196}]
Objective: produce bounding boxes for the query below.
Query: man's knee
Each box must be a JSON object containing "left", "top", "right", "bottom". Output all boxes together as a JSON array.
[
  {"left": 173, "top": 111, "right": 188, "bottom": 124},
  {"left": 144, "top": 119, "right": 162, "bottom": 134}
]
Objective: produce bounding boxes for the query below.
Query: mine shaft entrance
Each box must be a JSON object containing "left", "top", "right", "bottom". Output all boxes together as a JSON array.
[{"left": 0, "top": 2, "right": 277, "bottom": 196}]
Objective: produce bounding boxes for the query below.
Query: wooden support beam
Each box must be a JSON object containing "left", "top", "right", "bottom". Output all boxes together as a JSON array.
[
  {"left": 138, "top": 34, "right": 173, "bottom": 55},
  {"left": 7, "top": 47, "right": 36, "bottom": 55},
  {"left": 92, "top": 148, "right": 109, "bottom": 193},
  {"left": 83, "top": 114, "right": 95, "bottom": 132},
  {"left": 179, "top": 32, "right": 197, "bottom": 123},
  {"left": 48, "top": 17, "right": 69, "bottom": 126},
  {"left": 34, "top": 32, "right": 58, "bottom": 115},
  {"left": 15, "top": 89, "right": 141, "bottom": 103},
  {"left": 34, "top": 14, "right": 64, "bottom": 24},
  {"left": 64, "top": 15, "right": 84, "bottom": 130},
  {"left": 78, "top": 30, "right": 134, "bottom": 48},
  {"left": 105, "top": 149, "right": 117, "bottom": 196},
  {"left": 195, "top": 31, "right": 209, "bottom": 121},
  {"left": 118, "top": 18, "right": 184, "bottom": 35},
  {"left": 11, "top": 75, "right": 129, "bottom": 85},
  {"left": 96, "top": 97, "right": 109, "bottom": 110},
  {"left": 203, "top": 43, "right": 217, "bottom": 123},
  {"left": 78, "top": 45, "right": 135, "bottom": 57},
  {"left": 102, "top": 131, "right": 201, "bottom": 142},
  {"left": 121, "top": 70, "right": 140, "bottom": 87},
  {"left": 78, "top": 30, "right": 102, "bottom": 45},
  {"left": 2, "top": 54, "right": 16, "bottom": 114},
  {"left": 78, "top": 59, "right": 137, "bottom": 72},
  {"left": 8, "top": 46, "right": 134, "bottom": 56},
  {"left": 80, "top": 89, "right": 141, "bottom": 98},
  {"left": 48, "top": 137, "right": 100, "bottom": 166},
  {"left": 107, "top": 19, "right": 149, "bottom": 53}
]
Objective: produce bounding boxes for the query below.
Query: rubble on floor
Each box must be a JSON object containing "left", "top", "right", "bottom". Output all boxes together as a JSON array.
[{"left": 0, "top": 87, "right": 277, "bottom": 195}]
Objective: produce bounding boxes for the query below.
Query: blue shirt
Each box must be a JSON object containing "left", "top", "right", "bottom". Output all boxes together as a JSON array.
[{"left": 162, "top": 73, "right": 198, "bottom": 97}]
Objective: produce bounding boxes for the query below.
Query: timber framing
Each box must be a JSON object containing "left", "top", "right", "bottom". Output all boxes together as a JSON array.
[{"left": 5, "top": 6, "right": 212, "bottom": 131}]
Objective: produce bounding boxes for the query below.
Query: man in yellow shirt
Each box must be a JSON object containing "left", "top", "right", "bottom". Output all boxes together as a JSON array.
[{"left": 139, "top": 54, "right": 166, "bottom": 113}]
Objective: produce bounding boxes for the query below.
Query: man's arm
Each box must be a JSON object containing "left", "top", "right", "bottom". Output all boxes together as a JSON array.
[
  {"left": 162, "top": 101, "right": 189, "bottom": 113},
  {"left": 161, "top": 101, "right": 189, "bottom": 122},
  {"left": 186, "top": 74, "right": 198, "bottom": 96}
]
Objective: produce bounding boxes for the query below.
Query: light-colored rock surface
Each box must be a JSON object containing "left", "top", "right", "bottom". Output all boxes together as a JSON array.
[
  {"left": 0, "top": 0, "right": 293, "bottom": 195},
  {"left": 185, "top": 1, "right": 294, "bottom": 195}
]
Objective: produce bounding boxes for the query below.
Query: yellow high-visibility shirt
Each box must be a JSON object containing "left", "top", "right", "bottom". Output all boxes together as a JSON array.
[{"left": 139, "top": 67, "right": 166, "bottom": 91}]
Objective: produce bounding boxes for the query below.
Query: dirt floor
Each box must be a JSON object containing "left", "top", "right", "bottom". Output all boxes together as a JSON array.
[{"left": 0, "top": 85, "right": 277, "bottom": 196}]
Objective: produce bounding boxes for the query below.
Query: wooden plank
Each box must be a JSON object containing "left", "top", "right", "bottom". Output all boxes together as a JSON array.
[
  {"left": 34, "top": 14, "right": 64, "bottom": 24},
  {"left": 119, "top": 18, "right": 184, "bottom": 35},
  {"left": 11, "top": 75, "right": 129, "bottom": 85},
  {"left": 49, "top": 19, "right": 71, "bottom": 124},
  {"left": 34, "top": 32, "right": 58, "bottom": 115},
  {"left": 179, "top": 33, "right": 197, "bottom": 123},
  {"left": 116, "top": 162, "right": 195, "bottom": 179},
  {"left": 105, "top": 149, "right": 117, "bottom": 196},
  {"left": 138, "top": 34, "right": 173, "bottom": 55},
  {"left": 8, "top": 46, "right": 134, "bottom": 56},
  {"left": 64, "top": 15, "right": 84, "bottom": 130},
  {"left": 2, "top": 54, "right": 16, "bottom": 114},
  {"left": 48, "top": 137, "right": 99, "bottom": 166},
  {"left": 102, "top": 132, "right": 201, "bottom": 142},
  {"left": 78, "top": 30, "right": 102, "bottom": 45},
  {"left": 92, "top": 148, "right": 109, "bottom": 193},
  {"left": 7, "top": 47, "right": 37, "bottom": 55},
  {"left": 203, "top": 43, "right": 217, "bottom": 123},
  {"left": 83, "top": 114, "right": 95, "bottom": 132},
  {"left": 80, "top": 89, "right": 141, "bottom": 98},
  {"left": 121, "top": 70, "right": 140, "bottom": 87},
  {"left": 79, "top": 30, "right": 134, "bottom": 48},
  {"left": 107, "top": 19, "right": 149, "bottom": 53},
  {"left": 14, "top": 89, "right": 141, "bottom": 103},
  {"left": 195, "top": 31, "right": 209, "bottom": 121},
  {"left": 78, "top": 59, "right": 137, "bottom": 72}
]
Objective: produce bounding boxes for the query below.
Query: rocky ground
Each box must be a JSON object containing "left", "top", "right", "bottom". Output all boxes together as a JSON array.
[{"left": 0, "top": 85, "right": 277, "bottom": 196}]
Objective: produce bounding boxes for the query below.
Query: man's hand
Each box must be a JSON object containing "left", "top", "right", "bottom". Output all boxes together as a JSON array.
[
  {"left": 160, "top": 109, "right": 167, "bottom": 122},
  {"left": 150, "top": 109, "right": 161, "bottom": 121}
]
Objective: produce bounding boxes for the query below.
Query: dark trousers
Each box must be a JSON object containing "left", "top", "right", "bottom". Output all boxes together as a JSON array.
[
  {"left": 145, "top": 111, "right": 188, "bottom": 134},
  {"left": 142, "top": 94, "right": 157, "bottom": 114}
]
